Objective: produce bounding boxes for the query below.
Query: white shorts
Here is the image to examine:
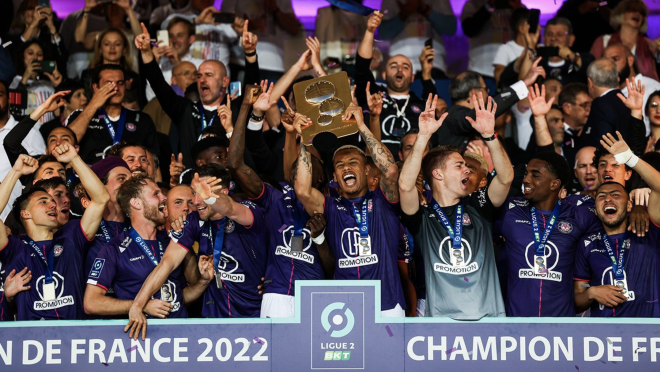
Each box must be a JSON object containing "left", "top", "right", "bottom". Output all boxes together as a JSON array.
[
  {"left": 416, "top": 299, "right": 426, "bottom": 317},
  {"left": 260, "top": 293, "right": 295, "bottom": 318},
  {"left": 381, "top": 303, "right": 405, "bottom": 318}
]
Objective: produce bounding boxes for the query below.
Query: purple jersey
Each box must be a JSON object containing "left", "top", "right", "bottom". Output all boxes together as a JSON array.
[
  {"left": 575, "top": 221, "right": 660, "bottom": 317},
  {"left": 398, "top": 223, "right": 411, "bottom": 263},
  {"left": 494, "top": 194, "right": 601, "bottom": 317},
  {"left": 171, "top": 201, "right": 267, "bottom": 318},
  {"left": 250, "top": 183, "right": 323, "bottom": 296},
  {"left": 5, "top": 221, "right": 91, "bottom": 320},
  {"left": 86, "top": 228, "right": 188, "bottom": 318},
  {"left": 0, "top": 243, "right": 21, "bottom": 321},
  {"left": 85, "top": 220, "right": 129, "bottom": 277},
  {"left": 323, "top": 188, "right": 404, "bottom": 311}
]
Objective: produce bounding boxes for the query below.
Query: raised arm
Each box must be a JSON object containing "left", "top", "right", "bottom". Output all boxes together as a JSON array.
[
  {"left": 399, "top": 94, "right": 447, "bottom": 215},
  {"left": 226, "top": 85, "right": 265, "bottom": 198},
  {"left": 0, "top": 156, "right": 39, "bottom": 250},
  {"left": 67, "top": 83, "right": 116, "bottom": 142},
  {"left": 357, "top": 11, "right": 383, "bottom": 60},
  {"left": 53, "top": 144, "right": 109, "bottom": 239},
  {"left": 527, "top": 83, "right": 555, "bottom": 147},
  {"left": 466, "top": 92, "right": 513, "bottom": 207},
  {"left": 617, "top": 78, "right": 647, "bottom": 156},
  {"left": 192, "top": 173, "right": 254, "bottom": 226},
  {"left": 344, "top": 104, "right": 399, "bottom": 202},
  {"left": 365, "top": 82, "right": 383, "bottom": 141},
  {"left": 280, "top": 97, "right": 310, "bottom": 183},
  {"left": 294, "top": 144, "right": 325, "bottom": 215},
  {"left": 601, "top": 132, "right": 660, "bottom": 225}
]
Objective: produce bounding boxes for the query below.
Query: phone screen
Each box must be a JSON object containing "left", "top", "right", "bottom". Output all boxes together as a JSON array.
[
  {"left": 229, "top": 81, "right": 242, "bottom": 97},
  {"left": 528, "top": 9, "right": 541, "bottom": 34}
]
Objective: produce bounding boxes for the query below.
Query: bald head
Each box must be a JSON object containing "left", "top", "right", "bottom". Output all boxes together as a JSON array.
[
  {"left": 171, "top": 61, "right": 197, "bottom": 91},
  {"left": 603, "top": 43, "right": 635, "bottom": 83},
  {"left": 197, "top": 60, "right": 229, "bottom": 105},
  {"left": 384, "top": 54, "right": 414, "bottom": 94}
]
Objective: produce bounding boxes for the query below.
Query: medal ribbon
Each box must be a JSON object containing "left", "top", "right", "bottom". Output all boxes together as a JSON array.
[
  {"left": 198, "top": 102, "right": 217, "bottom": 130},
  {"left": 341, "top": 191, "right": 373, "bottom": 243},
  {"left": 529, "top": 201, "right": 562, "bottom": 257},
  {"left": 287, "top": 196, "right": 305, "bottom": 239},
  {"left": 128, "top": 228, "right": 163, "bottom": 267},
  {"left": 26, "top": 238, "right": 54, "bottom": 284},
  {"left": 431, "top": 200, "right": 463, "bottom": 249},
  {"left": 211, "top": 218, "right": 227, "bottom": 271},
  {"left": 603, "top": 233, "right": 630, "bottom": 281},
  {"left": 325, "top": 0, "right": 375, "bottom": 16},
  {"left": 98, "top": 107, "right": 127, "bottom": 144}
]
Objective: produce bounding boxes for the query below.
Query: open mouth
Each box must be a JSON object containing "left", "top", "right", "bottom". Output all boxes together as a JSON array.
[
  {"left": 603, "top": 174, "right": 614, "bottom": 182},
  {"left": 603, "top": 205, "right": 617, "bottom": 215},
  {"left": 60, "top": 208, "right": 70, "bottom": 216},
  {"left": 343, "top": 173, "right": 357, "bottom": 188},
  {"left": 197, "top": 205, "right": 208, "bottom": 214},
  {"left": 395, "top": 74, "right": 404, "bottom": 84},
  {"left": 523, "top": 186, "right": 532, "bottom": 195},
  {"left": 47, "top": 211, "right": 57, "bottom": 217},
  {"left": 200, "top": 85, "right": 211, "bottom": 95},
  {"left": 158, "top": 202, "right": 166, "bottom": 213}
]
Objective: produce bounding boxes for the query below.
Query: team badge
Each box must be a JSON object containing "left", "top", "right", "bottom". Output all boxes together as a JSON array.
[
  {"left": 126, "top": 123, "right": 137, "bottom": 132},
  {"left": 411, "top": 105, "right": 421, "bottom": 114},
  {"left": 229, "top": 181, "right": 236, "bottom": 191},
  {"left": 53, "top": 245, "right": 63, "bottom": 257},
  {"left": 462, "top": 213, "right": 471, "bottom": 226},
  {"left": 225, "top": 220, "right": 235, "bottom": 234},
  {"left": 368, "top": 199, "right": 373, "bottom": 212},
  {"left": 558, "top": 221, "right": 573, "bottom": 234}
]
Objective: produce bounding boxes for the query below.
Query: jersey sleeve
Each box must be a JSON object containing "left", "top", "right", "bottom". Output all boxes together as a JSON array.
[
  {"left": 250, "top": 182, "right": 277, "bottom": 208},
  {"left": 492, "top": 197, "right": 513, "bottom": 236},
  {"left": 401, "top": 207, "right": 424, "bottom": 236},
  {"left": 575, "top": 197, "right": 601, "bottom": 236},
  {"left": 3, "top": 236, "right": 25, "bottom": 274},
  {"left": 170, "top": 211, "right": 202, "bottom": 251},
  {"left": 240, "top": 200, "right": 266, "bottom": 235},
  {"left": 86, "top": 242, "right": 118, "bottom": 292},
  {"left": 465, "top": 186, "right": 496, "bottom": 222},
  {"left": 58, "top": 220, "right": 93, "bottom": 252},
  {"left": 573, "top": 237, "right": 592, "bottom": 282},
  {"left": 376, "top": 187, "right": 400, "bottom": 212}
]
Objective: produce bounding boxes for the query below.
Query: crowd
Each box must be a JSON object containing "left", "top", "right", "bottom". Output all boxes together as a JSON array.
[{"left": 0, "top": 0, "right": 659, "bottom": 335}]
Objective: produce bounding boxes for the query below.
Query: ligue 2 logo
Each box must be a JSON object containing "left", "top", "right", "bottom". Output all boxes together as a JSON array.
[{"left": 321, "top": 302, "right": 354, "bottom": 338}]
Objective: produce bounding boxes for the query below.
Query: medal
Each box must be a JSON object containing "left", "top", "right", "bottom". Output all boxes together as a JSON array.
[
  {"left": 603, "top": 233, "right": 631, "bottom": 295},
  {"left": 160, "top": 283, "right": 173, "bottom": 302},
  {"left": 43, "top": 282, "right": 56, "bottom": 301},
  {"left": 291, "top": 236, "right": 304, "bottom": 252},
  {"left": 529, "top": 201, "right": 561, "bottom": 274}
]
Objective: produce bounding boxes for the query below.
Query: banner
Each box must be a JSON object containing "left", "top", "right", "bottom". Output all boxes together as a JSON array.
[{"left": 1, "top": 280, "right": 659, "bottom": 371}]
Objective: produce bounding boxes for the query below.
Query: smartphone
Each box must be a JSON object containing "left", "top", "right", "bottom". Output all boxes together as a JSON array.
[
  {"left": 528, "top": 9, "right": 541, "bottom": 34},
  {"left": 229, "top": 81, "right": 242, "bottom": 97},
  {"left": 536, "top": 46, "right": 560, "bottom": 58},
  {"left": 424, "top": 38, "right": 433, "bottom": 48},
  {"left": 157, "top": 30, "right": 169, "bottom": 47},
  {"left": 37, "top": 0, "right": 50, "bottom": 7},
  {"left": 37, "top": 60, "right": 56, "bottom": 74},
  {"left": 213, "top": 13, "right": 235, "bottom": 24}
]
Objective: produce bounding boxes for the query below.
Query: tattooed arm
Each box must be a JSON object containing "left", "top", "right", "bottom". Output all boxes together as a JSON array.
[
  {"left": 344, "top": 105, "right": 399, "bottom": 202},
  {"left": 226, "top": 85, "right": 264, "bottom": 198},
  {"left": 294, "top": 145, "right": 325, "bottom": 214}
]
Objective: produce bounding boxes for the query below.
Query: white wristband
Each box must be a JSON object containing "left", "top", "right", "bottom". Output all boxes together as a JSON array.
[
  {"left": 226, "top": 131, "right": 233, "bottom": 139},
  {"left": 311, "top": 232, "right": 325, "bottom": 245},
  {"left": 613, "top": 149, "right": 639, "bottom": 168},
  {"left": 203, "top": 196, "right": 217, "bottom": 205}
]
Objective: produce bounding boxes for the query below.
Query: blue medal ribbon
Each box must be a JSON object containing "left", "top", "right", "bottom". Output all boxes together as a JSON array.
[
  {"left": 326, "top": 0, "right": 375, "bottom": 16},
  {"left": 98, "top": 107, "right": 127, "bottom": 145},
  {"left": 128, "top": 228, "right": 163, "bottom": 267},
  {"left": 289, "top": 198, "right": 305, "bottom": 239},
  {"left": 603, "top": 233, "right": 630, "bottom": 281},
  {"left": 431, "top": 200, "right": 464, "bottom": 249},
  {"left": 211, "top": 218, "right": 227, "bottom": 271},
  {"left": 26, "top": 239, "right": 54, "bottom": 284},
  {"left": 341, "top": 191, "right": 373, "bottom": 243},
  {"left": 529, "top": 201, "right": 562, "bottom": 257},
  {"left": 198, "top": 102, "right": 217, "bottom": 130}
]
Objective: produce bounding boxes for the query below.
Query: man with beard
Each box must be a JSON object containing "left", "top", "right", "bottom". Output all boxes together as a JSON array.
[
  {"left": 107, "top": 142, "right": 150, "bottom": 178},
  {"left": 66, "top": 65, "right": 159, "bottom": 164},
  {"left": 125, "top": 164, "right": 267, "bottom": 340},
  {"left": 0, "top": 145, "right": 109, "bottom": 320},
  {"left": 399, "top": 92, "right": 513, "bottom": 318},
  {"left": 574, "top": 132, "right": 660, "bottom": 317},
  {"left": 84, "top": 176, "right": 212, "bottom": 318},
  {"left": 603, "top": 43, "right": 660, "bottom": 137},
  {"left": 294, "top": 99, "right": 404, "bottom": 317}
]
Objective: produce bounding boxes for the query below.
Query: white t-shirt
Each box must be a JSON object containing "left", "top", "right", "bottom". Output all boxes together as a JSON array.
[
  {"left": 513, "top": 103, "right": 533, "bottom": 151},
  {"left": 622, "top": 73, "right": 660, "bottom": 137},
  {"left": 493, "top": 40, "right": 525, "bottom": 67}
]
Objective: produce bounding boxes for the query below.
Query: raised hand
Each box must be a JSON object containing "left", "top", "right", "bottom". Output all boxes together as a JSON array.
[
  {"left": 253, "top": 80, "right": 276, "bottom": 113},
  {"left": 32, "top": 90, "right": 69, "bottom": 120},
  {"left": 365, "top": 82, "right": 383, "bottom": 116},
  {"left": 466, "top": 142, "right": 484, "bottom": 157},
  {"left": 218, "top": 94, "right": 233, "bottom": 134},
  {"left": 134, "top": 22, "right": 151, "bottom": 52},
  {"left": 191, "top": 173, "right": 223, "bottom": 201},
  {"left": 294, "top": 49, "right": 312, "bottom": 71},
  {"left": 305, "top": 36, "right": 325, "bottom": 76},
  {"left": 522, "top": 57, "right": 546, "bottom": 86},
  {"left": 280, "top": 96, "right": 297, "bottom": 133},
  {"left": 242, "top": 20, "right": 258, "bottom": 54},
  {"left": 198, "top": 254, "right": 215, "bottom": 282},
  {"left": 466, "top": 92, "right": 497, "bottom": 137},
  {"left": 528, "top": 83, "right": 555, "bottom": 117},
  {"left": 52, "top": 144, "right": 79, "bottom": 164},
  {"left": 195, "top": 6, "right": 219, "bottom": 25},
  {"left": 13, "top": 155, "right": 39, "bottom": 176},
  {"left": 292, "top": 113, "right": 312, "bottom": 134},
  {"left": 342, "top": 103, "right": 365, "bottom": 126},
  {"left": 169, "top": 153, "right": 185, "bottom": 188},
  {"left": 617, "top": 78, "right": 645, "bottom": 113},
  {"left": 600, "top": 131, "right": 630, "bottom": 160},
  {"left": 306, "top": 213, "right": 326, "bottom": 239},
  {"left": 89, "top": 82, "right": 117, "bottom": 109},
  {"left": 366, "top": 10, "right": 383, "bottom": 33},
  {"left": 419, "top": 44, "right": 434, "bottom": 79},
  {"left": 3, "top": 267, "right": 32, "bottom": 298},
  {"left": 418, "top": 93, "right": 448, "bottom": 136}
]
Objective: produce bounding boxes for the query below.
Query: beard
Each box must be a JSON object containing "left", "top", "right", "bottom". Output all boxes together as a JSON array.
[
  {"left": 599, "top": 211, "right": 628, "bottom": 229},
  {"left": 618, "top": 63, "right": 631, "bottom": 83},
  {"left": 144, "top": 202, "right": 166, "bottom": 226}
]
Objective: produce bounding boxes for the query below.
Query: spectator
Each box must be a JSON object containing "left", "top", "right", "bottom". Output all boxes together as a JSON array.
[
  {"left": 380, "top": 0, "right": 456, "bottom": 79},
  {"left": 590, "top": 0, "right": 659, "bottom": 81},
  {"left": 461, "top": 0, "right": 520, "bottom": 79},
  {"left": 493, "top": 7, "right": 530, "bottom": 85},
  {"left": 58, "top": 2, "right": 108, "bottom": 79},
  {"left": 150, "top": 0, "right": 193, "bottom": 31},
  {"left": 558, "top": 83, "right": 591, "bottom": 167},
  {"left": 314, "top": 4, "right": 367, "bottom": 76},
  {"left": 8, "top": 0, "right": 65, "bottom": 70},
  {"left": 106, "top": 142, "right": 150, "bottom": 178},
  {"left": 556, "top": 0, "right": 617, "bottom": 53},
  {"left": 603, "top": 44, "right": 660, "bottom": 136},
  {"left": 573, "top": 146, "right": 600, "bottom": 195},
  {"left": 646, "top": 91, "right": 660, "bottom": 142}
]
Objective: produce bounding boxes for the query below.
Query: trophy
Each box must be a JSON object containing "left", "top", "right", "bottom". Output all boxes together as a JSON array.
[{"left": 293, "top": 72, "right": 358, "bottom": 147}]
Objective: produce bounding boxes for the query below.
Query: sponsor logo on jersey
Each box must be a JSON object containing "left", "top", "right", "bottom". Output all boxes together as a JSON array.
[
  {"left": 216, "top": 252, "right": 245, "bottom": 282},
  {"left": 558, "top": 221, "right": 573, "bottom": 234},
  {"left": 434, "top": 237, "right": 479, "bottom": 275},
  {"left": 518, "top": 241, "right": 563, "bottom": 282},
  {"left": 515, "top": 219, "right": 530, "bottom": 224},
  {"left": 338, "top": 228, "right": 378, "bottom": 268},
  {"left": 276, "top": 226, "right": 315, "bottom": 264},
  {"left": 33, "top": 272, "right": 75, "bottom": 311}
]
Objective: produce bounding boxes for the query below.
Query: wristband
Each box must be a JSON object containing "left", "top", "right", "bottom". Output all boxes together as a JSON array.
[
  {"left": 482, "top": 132, "right": 498, "bottom": 142},
  {"left": 226, "top": 131, "right": 233, "bottom": 139},
  {"left": 312, "top": 232, "right": 326, "bottom": 245},
  {"left": 203, "top": 196, "right": 217, "bottom": 205},
  {"left": 250, "top": 111, "right": 264, "bottom": 122},
  {"left": 613, "top": 148, "right": 639, "bottom": 167},
  {"left": 244, "top": 50, "right": 256, "bottom": 57}
]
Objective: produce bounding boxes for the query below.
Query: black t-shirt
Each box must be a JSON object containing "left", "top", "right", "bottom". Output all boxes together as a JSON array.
[{"left": 67, "top": 108, "right": 159, "bottom": 164}]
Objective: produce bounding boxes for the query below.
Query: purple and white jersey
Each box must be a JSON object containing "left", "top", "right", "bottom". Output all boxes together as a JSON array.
[
  {"left": 494, "top": 194, "right": 600, "bottom": 317},
  {"left": 323, "top": 188, "right": 404, "bottom": 311},
  {"left": 575, "top": 221, "right": 660, "bottom": 317},
  {"left": 5, "top": 220, "right": 92, "bottom": 320},
  {"left": 87, "top": 229, "right": 188, "bottom": 318},
  {"left": 250, "top": 183, "right": 323, "bottom": 296},
  {"left": 0, "top": 243, "right": 21, "bottom": 321},
  {"left": 171, "top": 201, "right": 267, "bottom": 318},
  {"left": 85, "top": 220, "right": 128, "bottom": 278}
]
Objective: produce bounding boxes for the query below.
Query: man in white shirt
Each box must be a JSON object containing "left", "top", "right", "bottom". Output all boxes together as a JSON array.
[
  {"left": 603, "top": 43, "right": 660, "bottom": 137},
  {"left": 493, "top": 8, "right": 529, "bottom": 85},
  {"left": 0, "top": 81, "right": 47, "bottom": 220}
]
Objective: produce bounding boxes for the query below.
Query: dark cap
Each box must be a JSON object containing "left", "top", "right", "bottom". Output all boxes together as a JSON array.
[{"left": 90, "top": 156, "right": 130, "bottom": 180}]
